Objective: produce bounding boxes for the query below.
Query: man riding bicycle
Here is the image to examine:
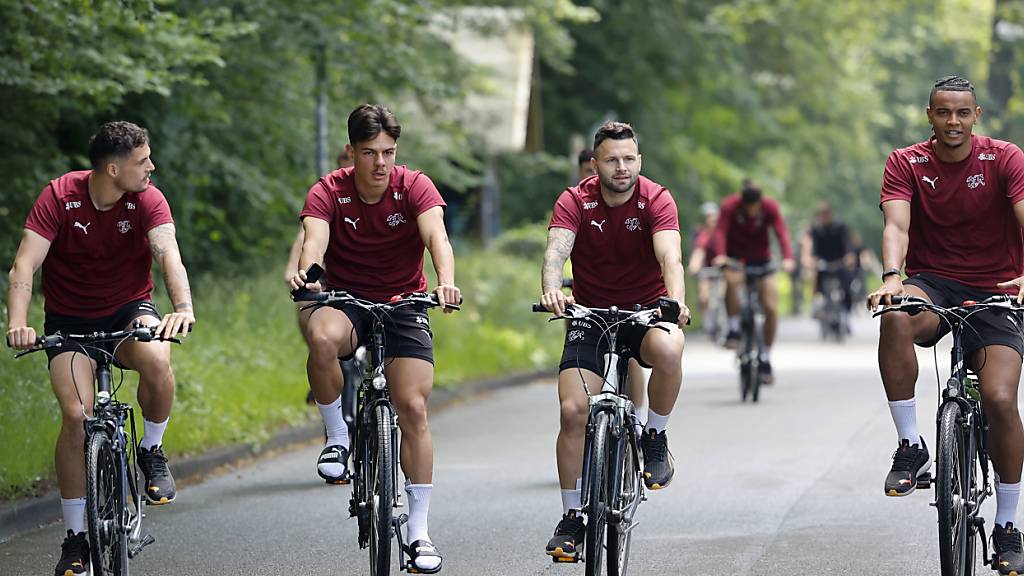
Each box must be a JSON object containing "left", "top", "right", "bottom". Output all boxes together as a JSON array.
[
  {"left": 288, "top": 104, "right": 459, "bottom": 574},
  {"left": 713, "top": 181, "right": 795, "bottom": 382},
  {"left": 5, "top": 122, "right": 196, "bottom": 576},
  {"left": 806, "top": 201, "right": 854, "bottom": 321},
  {"left": 539, "top": 121, "right": 689, "bottom": 560},
  {"left": 688, "top": 201, "right": 725, "bottom": 334},
  {"left": 868, "top": 75, "right": 1024, "bottom": 575}
]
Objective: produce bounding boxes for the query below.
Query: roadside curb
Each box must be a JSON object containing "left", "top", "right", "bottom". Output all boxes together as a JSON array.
[{"left": 0, "top": 370, "right": 549, "bottom": 543}]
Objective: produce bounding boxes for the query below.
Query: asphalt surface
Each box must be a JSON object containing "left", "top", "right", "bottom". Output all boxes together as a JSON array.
[{"left": 1, "top": 314, "right": 1014, "bottom": 575}]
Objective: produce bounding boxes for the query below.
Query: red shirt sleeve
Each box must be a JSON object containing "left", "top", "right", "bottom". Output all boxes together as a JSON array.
[
  {"left": 406, "top": 171, "right": 446, "bottom": 216},
  {"left": 648, "top": 189, "right": 679, "bottom": 233},
  {"left": 713, "top": 197, "right": 734, "bottom": 249},
  {"left": 880, "top": 151, "right": 915, "bottom": 207},
  {"left": 767, "top": 200, "right": 794, "bottom": 260},
  {"left": 24, "top": 183, "right": 63, "bottom": 241},
  {"left": 138, "top": 187, "right": 173, "bottom": 232},
  {"left": 1001, "top": 144, "right": 1024, "bottom": 205},
  {"left": 300, "top": 178, "right": 335, "bottom": 223},
  {"left": 549, "top": 189, "right": 581, "bottom": 232}
]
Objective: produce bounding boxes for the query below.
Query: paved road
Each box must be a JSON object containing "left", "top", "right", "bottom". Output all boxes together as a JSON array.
[{"left": 1, "top": 314, "right": 1014, "bottom": 575}]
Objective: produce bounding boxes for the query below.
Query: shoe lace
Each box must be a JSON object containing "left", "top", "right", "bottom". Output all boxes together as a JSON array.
[
  {"left": 995, "top": 526, "right": 1024, "bottom": 554},
  {"left": 61, "top": 532, "right": 87, "bottom": 561},
  {"left": 142, "top": 447, "right": 168, "bottom": 476},
  {"left": 642, "top": 432, "right": 667, "bottom": 462},
  {"left": 554, "top": 514, "right": 583, "bottom": 536},
  {"left": 890, "top": 444, "right": 919, "bottom": 472}
]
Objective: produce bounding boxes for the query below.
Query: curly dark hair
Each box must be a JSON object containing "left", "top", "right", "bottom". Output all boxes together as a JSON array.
[
  {"left": 88, "top": 121, "right": 149, "bottom": 168},
  {"left": 929, "top": 75, "right": 976, "bottom": 107}
]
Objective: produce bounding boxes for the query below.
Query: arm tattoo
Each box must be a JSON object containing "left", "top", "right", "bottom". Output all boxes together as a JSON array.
[
  {"left": 542, "top": 228, "right": 575, "bottom": 292},
  {"left": 147, "top": 223, "right": 176, "bottom": 260},
  {"left": 11, "top": 281, "right": 32, "bottom": 294}
]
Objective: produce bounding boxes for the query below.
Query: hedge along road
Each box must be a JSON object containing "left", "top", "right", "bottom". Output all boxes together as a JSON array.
[{"left": 0, "top": 315, "right": 992, "bottom": 575}]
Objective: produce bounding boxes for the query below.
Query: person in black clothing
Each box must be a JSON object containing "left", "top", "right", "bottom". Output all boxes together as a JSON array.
[{"left": 808, "top": 201, "right": 853, "bottom": 312}]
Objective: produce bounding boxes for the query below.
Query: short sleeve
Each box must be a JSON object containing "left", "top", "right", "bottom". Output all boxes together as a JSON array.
[
  {"left": 139, "top": 187, "right": 173, "bottom": 232},
  {"left": 1001, "top": 144, "right": 1024, "bottom": 204},
  {"left": 648, "top": 189, "right": 679, "bottom": 233},
  {"left": 880, "top": 151, "right": 915, "bottom": 206},
  {"left": 300, "top": 178, "right": 336, "bottom": 223},
  {"left": 549, "top": 190, "right": 581, "bottom": 232},
  {"left": 23, "top": 184, "right": 63, "bottom": 241},
  {"left": 406, "top": 171, "right": 446, "bottom": 216}
]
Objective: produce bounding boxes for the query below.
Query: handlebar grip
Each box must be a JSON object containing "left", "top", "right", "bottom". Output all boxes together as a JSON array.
[
  {"left": 532, "top": 303, "right": 549, "bottom": 313},
  {"left": 291, "top": 288, "right": 325, "bottom": 302},
  {"left": 888, "top": 295, "right": 928, "bottom": 305}
]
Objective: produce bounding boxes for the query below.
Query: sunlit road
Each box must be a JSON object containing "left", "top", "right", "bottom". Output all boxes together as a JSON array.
[{"left": 2, "top": 314, "right": 1013, "bottom": 575}]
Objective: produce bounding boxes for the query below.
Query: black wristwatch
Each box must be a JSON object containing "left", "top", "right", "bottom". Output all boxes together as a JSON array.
[{"left": 881, "top": 267, "right": 901, "bottom": 281}]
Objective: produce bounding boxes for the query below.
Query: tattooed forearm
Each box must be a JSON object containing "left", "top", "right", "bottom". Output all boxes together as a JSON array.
[
  {"left": 147, "top": 223, "right": 176, "bottom": 260},
  {"left": 10, "top": 281, "right": 32, "bottom": 293},
  {"left": 542, "top": 228, "right": 575, "bottom": 292},
  {"left": 166, "top": 267, "right": 193, "bottom": 313}
]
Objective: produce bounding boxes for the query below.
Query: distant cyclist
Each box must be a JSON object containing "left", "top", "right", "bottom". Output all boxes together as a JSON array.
[
  {"left": 5, "top": 122, "right": 195, "bottom": 576},
  {"left": 713, "top": 182, "right": 795, "bottom": 383},
  {"left": 539, "top": 121, "right": 688, "bottom": 560},
  {"left": 867, "top": 75, "right": 1024, "bottom": 575},
  {"left": 688, "top": 201, "right": 725, "bottom": 329},
  {"left": 806, "top": 201, "right": 853, "bottom": 317}
]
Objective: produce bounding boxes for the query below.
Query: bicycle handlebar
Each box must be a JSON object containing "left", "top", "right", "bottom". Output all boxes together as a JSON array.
[
  {"left": 295, "top": 290, "right": 461, "bottom": 311},
  {"left": 873, "top": 294, "right": 1023, "bottom": 319},
  {"left": 532, "top": 297, "right": 683, "bottom": 325},
  {"left": 13, "top": 325, "right": 186, "bottom": 359}
]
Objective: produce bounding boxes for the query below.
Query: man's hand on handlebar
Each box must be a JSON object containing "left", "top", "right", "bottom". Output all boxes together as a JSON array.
[
  {"left": 996, "top": 274, "right": 1024, "bottom": 305},
  {"left": 288, "top": 266, "right": 323, "bottom": 294},
  {"left": 434, "top": 284, "right": 462, "bottom": 313},
  {"left": 156, "top": 311, "right": 195, "bottom": 340},
  {"left": 6, "top": 326, "right": 37, "bottom": 350},
  {"left": 540, "top": 289, "right": 575, "bottom": 317},
  {"left": 867, "top": 276, "right": 906, "bottom": 311}
]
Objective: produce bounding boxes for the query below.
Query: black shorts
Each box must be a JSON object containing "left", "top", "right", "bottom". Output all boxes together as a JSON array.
[
  {"left": 559, "top": 316, "right": 652, "bottom": 374},
  {"left": 337, "top": 305, "right": 434, "bottom": 365},
  {"left": 43, "top": 300, "right": 162, "bottom": 367},
  {"left": 905, "top": 273, "right": 1024, "bottom": 360}
]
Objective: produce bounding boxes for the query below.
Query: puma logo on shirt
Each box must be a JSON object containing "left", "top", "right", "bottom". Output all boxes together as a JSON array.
[
  {"left": 344, "top": 217, "right": 360, "bottom": 230},
  {"left": 74, "top": 221, "right": 91, "bottom": 235},
  {"left": 590, "top": 219, "right": 606, "bottom": 232},
  {"left": 922, "top": 175, "right": 939, "bottom": 189}
]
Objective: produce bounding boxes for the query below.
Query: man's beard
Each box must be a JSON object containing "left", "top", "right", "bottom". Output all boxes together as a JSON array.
[{"left": 601, "top": 173, "right": 637, "bottom": 194}]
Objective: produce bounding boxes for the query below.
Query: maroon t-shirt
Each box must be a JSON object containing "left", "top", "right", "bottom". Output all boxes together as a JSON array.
[
  {"left": 24, "top": 171, "right": 173, "bottom": 318},
  {"left": 880, "top": 135, "right": 1024, "bottom": 291},
  {"left": 693, "top": 226, "right": 723, "bottom": 262},
  {"left": 715, "top": 194, "right": 793, "bottom": 263},
  {"left": 549, "top": 175, "right": 680, "bottom": 308},
  {"left": 301, "top": 165, "right": 446, "bottom": 302}
]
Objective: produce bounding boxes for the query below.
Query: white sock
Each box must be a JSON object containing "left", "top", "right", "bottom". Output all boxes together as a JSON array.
[
  {"left": 316, "top": 395, "right": 349, "bottom": 450},
  {"left": 634, "top": 404, "right": 648, "bottom": 437},
  {"left": 647, "top": 409, "right": 670, "bottom": 434},
  {"left": 405, "top": 484, "right": 440, "bottom": 569},
  {"left": 759, "top": 346, "right": 772, "bottom": 362},
  {"left": 996, "top": 481, "right": 1022, "bottom": 528},
  {"left": 61, "top": 497, "right": 86, "bottom": 534},
  {"left": 561, "top": 489, "right": 582, "bottom": 514},
  {"left": 140, "top": 417, "right": 169, "bottom": 450},
  {"left": 887, "top": 398, "right": 920, "bottom": 445},
  {"left": 729, "top": 316, "right": 740, "bottom": 332}
]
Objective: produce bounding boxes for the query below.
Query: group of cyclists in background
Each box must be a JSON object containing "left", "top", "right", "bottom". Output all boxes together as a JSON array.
[{"left": 8, "top": 74, "right": 1024, "bottom": 576}]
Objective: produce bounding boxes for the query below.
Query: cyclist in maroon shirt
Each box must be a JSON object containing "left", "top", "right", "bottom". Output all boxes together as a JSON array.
[
  {"left": 713, "top": 182, "right": 795, "bottom": 382},
  {"left": 289, "top": 104, "right": 458, "bottom": 573},
  {"left": 6, "top": 122, "right": 195, "bottom": 576},
  {"left": 868, "top": 76, "right": 1024, "bottom": 574},
  {"left": 539, "top": 121, "right": 688, "bottom": 560}
]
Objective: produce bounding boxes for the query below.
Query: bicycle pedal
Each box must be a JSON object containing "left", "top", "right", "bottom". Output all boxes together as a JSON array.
[
  {"left": 916, "top": 472, "right": 932, "bottom": 489},
  {"left": 127, "top": 534, "right": 155, "bottom": 558},
  {"left": 551, "top": 554, "right": 580, "bottom": 563}
]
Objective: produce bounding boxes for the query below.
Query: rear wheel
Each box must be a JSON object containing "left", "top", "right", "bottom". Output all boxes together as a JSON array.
[
  {"left": 585, "top": 411, "right": 610, "bottom": 576},
  {"left": 937, "top": 402, "right": 971, "bottom": 576},
  {"left": 369, "top": 404, "right": 394, "bottom": 576},
  {"left": 86, "top": 430, "right": 126, "bottom": 576}
]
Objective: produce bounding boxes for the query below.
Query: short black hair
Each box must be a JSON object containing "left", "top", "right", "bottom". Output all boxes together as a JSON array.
[
  {"left": 577, "top": 148, "right": 594, "bottom": 166},
  {"left": 929, "top": 75, "right": 976, "bottom": 107},
  {"left": 593, "top": 121, "right": 638, "bottom": 152},
  {"left": 88, "top": 121, "right": 149, "bottom": 169},
  {"left": 348, "top": 104, "right": 401, "bottom": 145}
]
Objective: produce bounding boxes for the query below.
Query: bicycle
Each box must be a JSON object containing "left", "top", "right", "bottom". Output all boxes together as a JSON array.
[
  {"left": 816, "top": 260, "right": 849, "bottom": 342},
  {"left": 875, "top": 294, "right": 1024, "bottom": 576},
  {"left": 697, "top": 266, "right": 726, "bottom": 344},
  {"left": 732, "top": 262, "right": 775, "bottom": 402},
  {"left": 13, "top": 324, "right": 184, "bottom": 575},
  {"left": 534, "top": 297, "right": 681, "bottom": 576},
  {"left": 295, "top": 290, "right": 456, "bottom": 576}
]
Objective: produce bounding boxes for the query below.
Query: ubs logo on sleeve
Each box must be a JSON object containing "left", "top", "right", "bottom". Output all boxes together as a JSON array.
[
  {"left": 978, "top": 153, "right": 996, "bottom": 161},
  {"left": 583, "top": 201, "right": 598, "bottom": 210},
  {"left": 65, "top": 201, "right": 81, "bottom": 210},
  {"left": 338, "top": 197, "right": 352, "bottom": 205}
]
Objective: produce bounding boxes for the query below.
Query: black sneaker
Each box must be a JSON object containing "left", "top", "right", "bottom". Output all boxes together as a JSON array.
[
  {"left": 993, "top": 523, "right": 1024, "bottom": 575},
  {"left": 883, "top": 438, "right": 930, "bottom": 497},
  {"left": 724, "top": 329, "right": 741, "bottom": 349},
  {"left": 54, "top": 530, "right": 89, "bottom": 576},
  {"left": 138, "top": 445, "right": 176, "bottom": 504},
  {"left": 317, "top": 445, "right": 350, "bottom": 485},
  {"left": 545, "top": 510, "right": 585, "bottom": 560},
  {"left": 641, "top": 429, "right": 675, "bottom": 489},
  {"left": 758, "top": 358, "right": 774, "bottom": 385}
]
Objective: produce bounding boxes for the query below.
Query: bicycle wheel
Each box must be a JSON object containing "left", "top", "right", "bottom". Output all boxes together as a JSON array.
[
  {"left": 86, "top": 430, "right": 126, "bottom": 576},
  {"left": 368, "top": 403, "right": 394, "bottom": 576},
  {"left": 585, "top": 411, "right": 610, "bottom": 576},
  {"left": 606, "top": 425, "right": 639, "bottom": 576},
  {"left": 739, "top": 359, "right": 752, "bottom": 402},
  {"left": 937, "top": 401, "right": 970, "bottom": 576}
]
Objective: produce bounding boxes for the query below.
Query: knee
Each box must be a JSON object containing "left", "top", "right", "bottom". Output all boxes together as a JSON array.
[
  {"left": 395, "top": 395, "right": 429, "bottom": 431},
  {"left": 137, "top": 354, "right": 173, "bottom": 385},
  {"left": 60, "top": 407, "right": 89, "bottom": 438},
  {"left": 308, "top": 330, "right": 342, "bottom": 361},
  {"left": 649, "top": 335, "right": 684, "bottom": 369},
  {"left": 559, "top": 398, "right": 588, "bottom": 434},
  {"left": 984, "top": 387, "right": 1020, "bottom": 421},
  {"left": 879, "top": 313, "right": 912, "bottom": 341}
]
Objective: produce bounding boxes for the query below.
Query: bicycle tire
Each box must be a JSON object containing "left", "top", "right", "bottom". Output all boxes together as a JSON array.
[
  {"left": 606, "top": 424, "right": 639, "bottom": 576},
  {"left": 937, "top": 401, "right": 971, "bottom": 576},
  {"left": 369, "top": 403, "right": 394, "bottom": 576},
  {"left": 740, "top": 360, "right": 751, "bottom": 402},
  {"left": 86, "top": 430, "right": 126, "bottom": 576},
  {"left": 585, "top": 411, "right": 610, "bottom": 576}
]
